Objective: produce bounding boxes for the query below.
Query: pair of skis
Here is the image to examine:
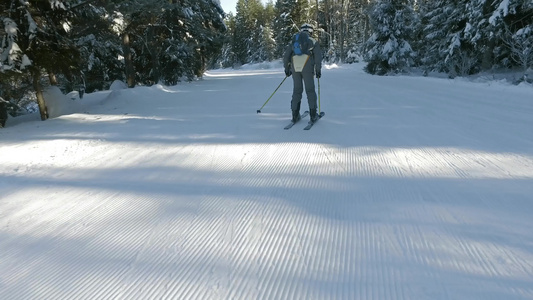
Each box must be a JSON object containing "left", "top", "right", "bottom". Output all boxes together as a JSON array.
[{"left": 284, "top": 110, "right": 326, "bottom": 130}]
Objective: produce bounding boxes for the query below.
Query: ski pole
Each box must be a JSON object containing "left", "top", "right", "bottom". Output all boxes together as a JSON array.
[{"left": 257, "top": 76, "right": 288, "bottom": 113}]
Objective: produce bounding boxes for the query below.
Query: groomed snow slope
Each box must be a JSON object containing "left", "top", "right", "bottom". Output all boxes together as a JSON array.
[{"left": 1, "top": 63, "right": 532, "bottom": 299}]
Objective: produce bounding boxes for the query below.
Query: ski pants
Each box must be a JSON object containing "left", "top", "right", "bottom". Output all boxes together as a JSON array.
[{"left": 291, "top": 71, "right": 317, "bottom": 111}]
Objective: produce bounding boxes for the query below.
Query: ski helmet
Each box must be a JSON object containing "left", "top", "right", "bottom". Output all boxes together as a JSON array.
[{"left": 300, "top": 23, "right": 314, "bottom": 34}]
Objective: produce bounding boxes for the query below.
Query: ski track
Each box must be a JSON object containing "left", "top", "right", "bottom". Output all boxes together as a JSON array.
[{"left": 1, "top": 65, "right": 533, "bottom": 299}]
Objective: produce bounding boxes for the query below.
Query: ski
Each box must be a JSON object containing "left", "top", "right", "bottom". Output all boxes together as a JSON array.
[
  {"left": 284, "top": 111, "right": 309, "bottom": 130},
  {"left": 303, "top": 111, "right": 326, "bottom": 130}
]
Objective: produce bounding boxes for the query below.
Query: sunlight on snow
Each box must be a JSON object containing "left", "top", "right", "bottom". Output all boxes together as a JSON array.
[
  {"left": 3, "top": 139, "right": 532, "bottom": 182},
  {"left": 204, "top": 70, "right": 281, "bottom": 77},
  {"left": 162, "top": 143, "right": 533, "bottom": 180}
]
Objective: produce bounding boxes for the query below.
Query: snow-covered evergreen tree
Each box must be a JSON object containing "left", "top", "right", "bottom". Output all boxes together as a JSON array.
[
  {"left": 234, "top": 0, "right": 253, "bottom": 65},
  {"left": 273, "top": 0, "right": 312, "bottom": 58},
  {"left": 489, "top": 0, "right": 533, "bottom": 72},
  {"left": 1, "top": 0, "right": 81, "bottom": 120},
  {"left": 364, "top": 0, "right": 417, "bottom": 75},
  {"left": 115, "top": 0, "right": 226, "bottom": 85},
  {"left": 420, "top": 0, "right": 532, "bottom": 76},
  {"left": 273, "top": 0, "right": 296, "bottom": 58},
  {"left": 218, "top": 13, "right": 237, "bottom": 68},
  {"left": 344, "top": 0, "right": 372, "bottom": 63},
  {"left": 258, "top": 2, "right": 277, "bottom": 62},
  {"left": 505, "top": 24, "right": 533, "bottom": 76},
  {"left": 252, "top": 25, "right": 276, "bottom": 62},
  {"left": 232, "top": 0, "right": 276, "bottom": 65},
  {"left": 419, "top": 1, "right": 478, "bottom": 76},
  {"left": 66, "top": 4, "right": 123, "bottom": 92}
]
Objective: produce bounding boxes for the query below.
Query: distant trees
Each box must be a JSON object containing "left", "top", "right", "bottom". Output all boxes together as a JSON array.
[
  {"left": 415, "top": 0, "right": 533, "bottom": 77},
  {"left": 222, "top": 0, "right": 277, "bottom": 67},
  {"left": 112, "top": 0, "right": 225, "bottom": 86},
  {"left": 364, "top": 0, "right": 417, "bottom": 75},
  {"left": 1, "top": 0, "right": 532, "bottom": 124},
  {"left": 504, "top": 24, "right": 533, "bottom": 76},
  {"left": 352, "top": 0, "right": 532, "bottom": 76}
]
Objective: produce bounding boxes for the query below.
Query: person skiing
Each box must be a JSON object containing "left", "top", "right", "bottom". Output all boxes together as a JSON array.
[{"left": 283, "top": 23, "right": 322, "bottom": 123}]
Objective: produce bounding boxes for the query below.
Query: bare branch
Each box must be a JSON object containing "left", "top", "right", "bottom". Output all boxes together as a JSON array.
[{"left": 501, "top": 24, "right": 533, "bottom": 72}]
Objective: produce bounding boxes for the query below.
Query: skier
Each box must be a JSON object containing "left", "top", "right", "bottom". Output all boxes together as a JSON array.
[{"left": 283, "top": 23, "right": 322, "bottom": 123}]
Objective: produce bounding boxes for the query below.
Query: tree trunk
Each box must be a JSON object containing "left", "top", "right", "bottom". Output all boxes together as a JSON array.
[
  {"left": 48, "top": 72, "right": 58, "bottom": 85},
  {"left": 481, "top": 0, "right": 494, "bottom": 70},
  {"left": 122, "top": 32, "right": 135, "bottom": 88},
  {"left": 32, "top": 69, "right": 48, "bottom": 121},
  {"left": 147, "top": 26, "right": 160, "bottom": 84},
  {"left": 325, "top": 0, "right": 330, "bottom": 52},
  {"left": 0, "top": 97, "right": 7, "bottom": 128},
  {"left": 481, "top": 38, "right": 495, "bottom": 70},
  {"left": 339, "top": 0, "right": 345, "bottom": 63}
]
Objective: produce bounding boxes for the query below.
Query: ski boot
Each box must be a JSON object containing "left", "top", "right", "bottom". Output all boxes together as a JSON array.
[
  {"left": 309, "top": 108, "right": 318, "bottom": 123},
  {"left": 291, "top": 102, "right": 301, "bottom": 123},
  {"left": 291, "top": 110, "right": 301, "bottom": 123}
]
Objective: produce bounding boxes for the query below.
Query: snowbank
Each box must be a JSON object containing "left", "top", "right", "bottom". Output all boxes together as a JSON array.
[{"left": 43, "top": 86, "right": 82, "bottom": 118}]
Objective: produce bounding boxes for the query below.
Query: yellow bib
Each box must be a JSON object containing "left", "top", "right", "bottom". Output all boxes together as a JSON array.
[{"left": 292, "top": 54, "right": 310, "bottom": 72}]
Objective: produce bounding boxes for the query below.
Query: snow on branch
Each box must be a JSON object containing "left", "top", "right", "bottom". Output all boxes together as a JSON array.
[{"left": 1, "top": 18, "right": 22, "bottom": 72}]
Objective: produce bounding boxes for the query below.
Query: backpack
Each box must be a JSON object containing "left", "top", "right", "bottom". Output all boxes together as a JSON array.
[{"left": 293, "top": 31, "right": 311, "bottom": 56}]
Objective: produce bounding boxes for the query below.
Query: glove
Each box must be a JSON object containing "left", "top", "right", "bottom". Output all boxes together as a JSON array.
[
  {"left": 316, "top": 70, "right": 321, "bottom": 79},
  {"left": 285, "top": 68, "right": 292, "bottom": 77}
]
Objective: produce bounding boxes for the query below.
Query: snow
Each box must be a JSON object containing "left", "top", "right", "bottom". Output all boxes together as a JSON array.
[
  {"left": 110, "top": 12, "right": 125, "bottom": 35},
  {"left": 3, "top": 18, "right": 17, "bottom": 35},
  {"left": 1, "top": 62, "right": 533, "bottom": 299},
  {"left": 1, "top": 18, "right": 19, "bottom": 71},
  {"left": 42, "top": 86, "right": 82, "bottom": 118},
  {"left": 49, "top": 0, "right": 66, "bottom": 10},
  {"left": 20, "top": 54, "right": 31, "bottom": 69},
  {"left": 489, "top": 0, "right": 510, "bottom": 25}
]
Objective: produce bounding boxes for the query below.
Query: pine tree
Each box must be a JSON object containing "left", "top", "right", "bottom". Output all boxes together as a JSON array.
[
  {"left": 273, "top": 0, "right": 313, "bottom": 58},
  {"left": 489, "top": 0, "right": 533, "bottom": 71},
  {"left": 419, "top": 0, "right": 532, "bottom": 76},
  {"left": 114, "top": 0, "right": 226, "bottom": 85},
  {"left": 364, "top": 0, "right": 417, "bottom": 75},
  {"left": 1, "top": 0, "right": 82, "bottom": 120},
  {"left": 234, "top": 0, "right": 253, "bottom": 65},
  {"left": 344, "top": 0, "right": 372, "bottom": 63},
  {"left": 273, "top": 0, "right": 296, "bottom": 58},
  {"left": 219, "top": 13, "right": 238, "bottom": 68},
  {"left": 419, "top": 0, "right": 476, "bottom": 76},
  {"left": 232, "top": 0, "right": 276, "bottom": 65},
  {"left": 259, "top": 1, "right": 277, "bottom": 62},
  {"left": 247, "top": 0, "right": 269, "bottom": 63},
  {"left": 67, "top": 3, "right": 123, "bottom": 93}
]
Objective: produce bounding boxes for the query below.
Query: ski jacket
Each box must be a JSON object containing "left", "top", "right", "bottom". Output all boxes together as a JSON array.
[{"left": 283, "top": 35, "right": 322, "bottom": 75}]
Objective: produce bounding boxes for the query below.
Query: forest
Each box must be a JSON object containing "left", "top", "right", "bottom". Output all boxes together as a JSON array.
[{"left": 1, "top": 0, "right": 532, "bottom": 124}]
